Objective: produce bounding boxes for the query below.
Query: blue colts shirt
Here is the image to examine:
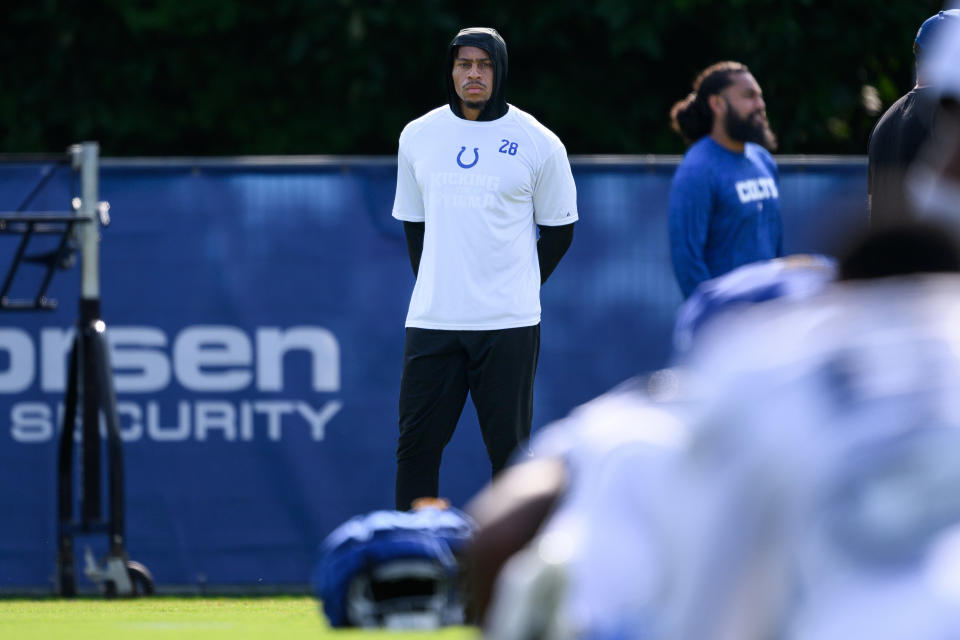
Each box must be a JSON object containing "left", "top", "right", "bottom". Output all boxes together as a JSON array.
[{"left": 668, "top": 137, "right": 783, "bottom": 298}]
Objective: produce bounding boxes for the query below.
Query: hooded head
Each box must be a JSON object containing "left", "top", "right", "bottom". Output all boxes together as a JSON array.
[
  {"left": 446, "top": 27, "right": 509, "bottom": 121},
  {"left": 915, "top": 10, "right": 960, "bottom": 68}
]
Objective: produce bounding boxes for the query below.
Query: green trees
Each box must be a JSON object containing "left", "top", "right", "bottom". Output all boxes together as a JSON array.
[{"left": 0, "top": 1, "right": 940, "bottom": 155}]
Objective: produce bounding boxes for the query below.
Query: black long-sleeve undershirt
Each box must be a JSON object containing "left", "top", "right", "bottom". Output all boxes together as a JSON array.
[
  {"left": 537, "top": 223, "right": 574, "bottom": 284},
  {"left": 402, "top": 220, "right": 574, "bottom": 284},
  {"left": 402, "top": 221, "right": 425, "bottom": 277}
]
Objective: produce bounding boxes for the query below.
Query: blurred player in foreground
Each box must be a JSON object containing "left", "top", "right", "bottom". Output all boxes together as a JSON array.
[
  {"left": 463, "top": 253, "right": 832, "bottom": 628},
  {"left": 473, "top": 220, "right": 960, "bottom": 640},
  {"left": 465, "top": 254, "right": 835, "bottom": 636},
  {"left": 661, "top": 228, "right": 960, "bottom": 639},
  {"left": 466, "top": 368, "right": 697, "bottom": 634}
]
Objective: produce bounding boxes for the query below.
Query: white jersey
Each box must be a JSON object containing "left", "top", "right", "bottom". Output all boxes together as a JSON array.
[
  {"left": 486, "top": 369, "right": 705, "bottom": 640},
  {"left": 487, "top": 276, "right": 960, "bottom": 640},
  {"left": 392, "top": 105, "right": 578, "bottom": 330},
  {"left": 666, "top": 276, "right": 960, "bottom": 640},
  {"left": 486, "top": 378, "right": 695, "bottom": 640},
  {"left": 672, "top": 254, "right": 837, "bottom": 357}
]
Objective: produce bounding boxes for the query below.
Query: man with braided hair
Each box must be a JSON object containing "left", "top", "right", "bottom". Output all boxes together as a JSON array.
[{"left": 667, "top": 61, "right": 783, "bottom": 298}]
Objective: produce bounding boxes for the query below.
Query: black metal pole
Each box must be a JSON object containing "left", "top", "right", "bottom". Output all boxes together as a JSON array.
[
  {"left": 56, "top": 333, "right": 80, "bottom": 597},
  {"left": 79, "top": 300, "right": 102, "bottom": 524}
]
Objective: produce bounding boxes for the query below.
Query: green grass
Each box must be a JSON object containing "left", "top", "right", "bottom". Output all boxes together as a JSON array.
[{"left": 0, "top": 596, "right": 481, "bottom": 640}]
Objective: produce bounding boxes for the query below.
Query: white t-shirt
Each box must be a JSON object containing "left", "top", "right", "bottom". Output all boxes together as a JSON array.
[
  {"left": 488, "top": 277, "right": 960, "bottom": 640},
  {"left": 392, "top": 105, "right": 578, "bottom": 330},
  {"left": 664, "top": 276, "right": 960, "bottom": 640}
]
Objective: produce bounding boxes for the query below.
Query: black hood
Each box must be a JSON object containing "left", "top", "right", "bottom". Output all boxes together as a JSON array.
[{"left": 446, "top": 27, "right": 508, "bottom": 121}]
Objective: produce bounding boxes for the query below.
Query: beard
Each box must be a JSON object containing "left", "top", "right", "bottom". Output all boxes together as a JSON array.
[{"left": 725, "top": 102, "right": 778, "bottom": 151}]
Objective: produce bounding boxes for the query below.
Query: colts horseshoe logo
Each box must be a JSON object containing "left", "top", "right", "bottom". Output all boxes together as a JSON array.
[{"left": 457, "top": 146, "right": 479, "bottom": 169}]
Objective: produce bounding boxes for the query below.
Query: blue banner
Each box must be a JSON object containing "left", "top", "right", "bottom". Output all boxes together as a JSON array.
[{"left": 0, "top": 155, "right": 867, "bottom": 591}]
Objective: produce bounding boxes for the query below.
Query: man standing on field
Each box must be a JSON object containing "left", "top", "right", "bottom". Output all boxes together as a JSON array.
[
  {"left": 668, "top": 61, "right": 783, "bottom": 298},
  {"left": 391, "top": 27, "right": 578, "bottom": 510}
]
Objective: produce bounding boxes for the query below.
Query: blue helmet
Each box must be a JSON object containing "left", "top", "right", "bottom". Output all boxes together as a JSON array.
[{"left": 312, "top": 507, "right": 474, "bottom": 629}]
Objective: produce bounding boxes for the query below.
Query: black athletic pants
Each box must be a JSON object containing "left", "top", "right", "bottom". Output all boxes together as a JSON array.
[{"left": 395, "top": 325, "right": 540, "bottom": 510}]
